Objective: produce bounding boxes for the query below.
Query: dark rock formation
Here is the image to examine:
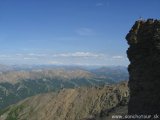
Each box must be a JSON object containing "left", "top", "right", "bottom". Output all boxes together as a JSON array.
[{"left": 126, "top": 19, "right": 160, "bottom": 116}]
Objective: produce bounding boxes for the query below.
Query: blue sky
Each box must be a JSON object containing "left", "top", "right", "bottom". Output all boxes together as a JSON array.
[{"left": 0, "top": 0, "right": 160, "bottom": 66}]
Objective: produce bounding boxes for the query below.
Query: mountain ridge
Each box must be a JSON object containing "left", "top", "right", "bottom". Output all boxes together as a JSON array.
[{"left": 0, "top": 81, "right": 129, "bottom": 120}]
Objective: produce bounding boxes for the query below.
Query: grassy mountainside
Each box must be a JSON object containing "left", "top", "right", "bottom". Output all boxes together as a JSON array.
[{"left": 0, "top": 82, "right": 129, "bottom": 120}]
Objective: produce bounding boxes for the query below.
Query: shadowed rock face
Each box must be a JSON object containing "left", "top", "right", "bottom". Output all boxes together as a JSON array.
[{"left": 126, "top": 19, "right": 160, "bottom": 115}]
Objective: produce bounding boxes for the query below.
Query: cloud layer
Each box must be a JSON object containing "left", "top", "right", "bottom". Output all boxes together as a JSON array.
[{"left": 0, "top": 52, "right": 128, "bottom": 66}]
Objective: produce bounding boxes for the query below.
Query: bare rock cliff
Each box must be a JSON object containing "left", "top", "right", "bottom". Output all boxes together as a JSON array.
[{"left": 126, "top": 19, "right": 160, "bottom": 115}]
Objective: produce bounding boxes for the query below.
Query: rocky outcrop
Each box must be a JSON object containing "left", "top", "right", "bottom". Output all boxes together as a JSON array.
[{"left": 126, "top": 19, "right": 160, "bottom": 115}]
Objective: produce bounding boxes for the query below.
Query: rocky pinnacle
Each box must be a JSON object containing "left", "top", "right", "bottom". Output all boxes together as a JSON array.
[{"left": 126, "top": 19, "right": 160, "bottom": 115}]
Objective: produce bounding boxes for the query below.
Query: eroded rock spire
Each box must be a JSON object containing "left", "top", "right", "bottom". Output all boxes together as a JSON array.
[{"left": 126, "top": 19, "right": 160, "bottom": 115}]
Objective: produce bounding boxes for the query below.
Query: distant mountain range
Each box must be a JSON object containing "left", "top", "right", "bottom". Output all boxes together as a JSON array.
[
  {"left": 0, "top": 65, "right": 14, "bottom": 72},
  {"left": 0, "top": 65, "right": 128, "bottom": 110},
  {"left": 91, "top": 66, "right": 128, "bottom": 82},
  {"left": 0, "top": 82, "right": 129, "bottom": 120},
  {"left": 0, "top": 65, "right": 128, "bottom": 83}
]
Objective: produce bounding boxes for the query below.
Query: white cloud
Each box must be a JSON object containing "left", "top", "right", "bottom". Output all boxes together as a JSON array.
[
  {"left": 15, "top": 54, "right": 23, "bottom": 56},
  {"left": 23, "top": 57, "right": 38, "bottom": 60},
  {"left": 28, "top": 53, "right": 47, "bottom": 57},
  {"left": 0, "top": 53, "right": 129, "bottom": 66},
  {"left": 76, "top": 28, "right": 93, "bottom": 36},
  {"left": 112, "top": 56, "right": 124, "bottom": 59},
  {"left": 0, "top": 55, "right": 11, "bottom": 58},
  {"left": 72, "top": 52, "right": 98, "bottom": 57},
  {"left": 48, "top": 61, "right": 63, "bottom": 65},
  {"left": 0, "top": 54, "right": 18, "bottom": 60},
  {"left": 53, "top": 52, "right": 104, "bottom": 58}
]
